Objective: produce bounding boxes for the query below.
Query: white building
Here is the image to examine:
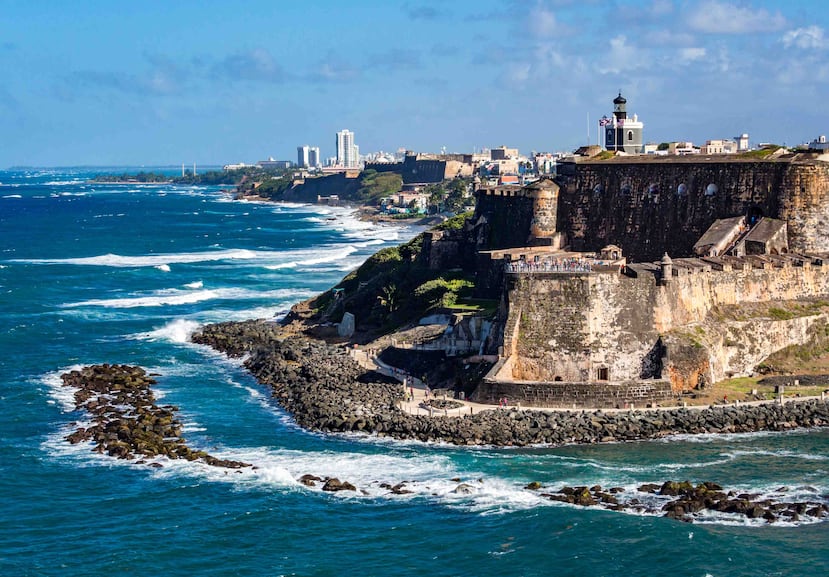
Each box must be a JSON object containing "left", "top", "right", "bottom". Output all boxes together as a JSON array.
[
  {"left": 336, "top": 129, "right": 359, "bottom": 168},
  {"left": 700, "top": 139, "right": 738, "bottom": 155},
  {"left": 668, "top": 142, "right": 699, "bottom": 155},
  {"left": 297, "top": 145, "right": 310, "bottom": 168},
  {"left": 736, "top": 133, "right": 750, "bottom": 152},
  {"left": 308, "top": 146, "right": 321, "bottom": 168},
  {"left": 809, "top": 135, "right": 829, "bottom": 151}
]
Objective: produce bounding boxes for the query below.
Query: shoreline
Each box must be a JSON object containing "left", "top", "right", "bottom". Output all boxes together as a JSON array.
[{"left": 191, "top": 320, "right": 829, "bottom": 447}]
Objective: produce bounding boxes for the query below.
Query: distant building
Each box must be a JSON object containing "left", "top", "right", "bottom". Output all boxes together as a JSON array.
[
  {"left": 257, "top": 157, "right": 292, "bottom": 170},
  {"left": 808, "top": 135, "right": 829, "bottom": 152},
  {"left": 223, "top": 162, "right": 250, "bottom": 170},
  {"left": 700, "top": 139, "right": 738, "bottom": 155},
  {"left": 491, "top": 146, "right": 519, "bottom": 161},
  {"left": 297, "top": 145, "right": 321, "bottom": 168},
  {"left": 533, "top": 152, "right": 559, "bottom": 174},
  {"left": 297, "top": 145, "right": 310, "bottom": 168},
  {"left": 603, "top": 92, "right": 644, "bottom": 154},
  {"left": 336, "top": 129, "right": 359, "bottom": 168},
  {"left": 736, "top": 133, "right": 750, "bottom": 152},
  {"left": 667, "top": 142, "right": 699, "bottom": 155},
  {"left": 308, "top": 147, "right": 321, "bottom": 168}
]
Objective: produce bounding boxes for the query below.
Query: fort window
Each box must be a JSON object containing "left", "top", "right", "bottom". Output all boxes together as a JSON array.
[
  {"left": 705, "top": 183, "right": 718, "bottom": 196},
  {"left": 627, "top": 131, "right": 633, "bottom": 142},
  {"left": 677, "top": 183, "right": 688, "bottom": 196},
  {"left": 597, "top": 367, "right": 609, "bottom": 381}
]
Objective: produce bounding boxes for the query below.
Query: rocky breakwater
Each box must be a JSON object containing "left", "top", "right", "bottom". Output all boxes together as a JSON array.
[
  {"left": 191, "top": 320, "right": 829, "bottom": 446},
  {"left": 533, "top": 481, "right": 828, "bottom": 524},
  {"left": 62, "top": 364, "right": 250, "bottom": 469}
]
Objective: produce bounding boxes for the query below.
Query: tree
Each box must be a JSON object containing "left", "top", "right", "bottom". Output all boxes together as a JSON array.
[{"left": 377, "top": 283, "right": 400, "bottom": 314}]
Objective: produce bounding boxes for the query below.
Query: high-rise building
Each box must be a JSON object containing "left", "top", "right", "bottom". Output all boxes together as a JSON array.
[
  {"left": 336, "top": 129, "right": 359, "bottom": 168},
  {"left": 308, "top": 146, "right": 321, "bottom": 168},
  {"left": 297, "top": 145, "right": 310, "bottom": 168}
]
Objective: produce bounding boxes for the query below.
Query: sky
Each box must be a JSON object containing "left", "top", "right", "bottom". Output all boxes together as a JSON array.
[{"left": 1, "top": 0, "right": 827, "bottom": 167}]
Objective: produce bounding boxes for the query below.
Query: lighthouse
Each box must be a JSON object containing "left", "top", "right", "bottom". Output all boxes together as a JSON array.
[{"left": 604, "top": 91, "right": 644, "bottom": 154}]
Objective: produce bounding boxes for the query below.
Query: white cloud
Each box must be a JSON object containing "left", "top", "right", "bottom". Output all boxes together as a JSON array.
[
  {"left": 528, "top": 2, "right": 568, "bottom": 38},
  {"left": 782, "top": 26, "right": 827, "bottom": 50},
  {"left": 650, "top": 0, "right": 674, "bottom": 17},
  {"left": 687, "top": 1, "right": 786, "bottom": 34},
  {"left": 598, "top": 35, "right": 646, "bottom": 75},
  {"left": 679, "top": 47, "right": 707, "bottom": 63}
]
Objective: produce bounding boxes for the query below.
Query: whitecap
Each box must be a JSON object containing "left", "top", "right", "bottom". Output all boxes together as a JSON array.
[
  {"left": 184, "top": 280, "right": 204, "bottom": 289},
  {"left": 14, "top": 248, "right": 263, "bottom": 268},
  {"left": 63, "top": 286, "right": 305, "bottom": 309},
  {"left": 155, "top": 264, "right": 171, "bottom": 272},
  {"left": 41, "top": 365, "right": 88, "bottom": 412},
  {"left": 136, "top": 319, "right": 202, "bottom": 343}
]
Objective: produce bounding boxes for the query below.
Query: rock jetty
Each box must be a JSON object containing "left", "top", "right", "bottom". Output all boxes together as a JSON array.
[
  {"left": 191, "top": 319, "right": 829, "bottom": 447},
  {"left": 535, "top": 481, "right": 828, "bottom": 524},
  {"left": 61, "top": 364, "right": 250, "bottom": 469}
]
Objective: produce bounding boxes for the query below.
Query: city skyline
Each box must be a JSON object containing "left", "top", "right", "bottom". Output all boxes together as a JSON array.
[{"left": 1, "top": 0, "right": 827, "bottom": 167}]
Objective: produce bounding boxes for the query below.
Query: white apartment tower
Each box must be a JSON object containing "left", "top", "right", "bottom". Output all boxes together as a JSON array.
[
  {"left": 308, "top": 146, "right": 321, "bottom": 168},
  {"left": 336, "top": 129, "right": 359, "bottom": 168},
  {"left": 297, "top": 145, "right": 310, "bottom": 168}
]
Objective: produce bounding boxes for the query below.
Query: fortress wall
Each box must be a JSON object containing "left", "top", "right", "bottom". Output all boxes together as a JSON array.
[
  {"left": 502, "top": 272, "right": 661, "bottom": 383},
  {"left": 654, "top": 262, "right": 829, "bottom": 330},
  {"left": 778, "top": 162, "right": 829, "bottom": 252},
  {"left": 500, "top": 262, "right": 829, "bottom": 389},
  {"left": 474, "top": 189, "right": 536, "bottom": 249},
  {"left": 474, "top": 379, "right": 674, "bottom": 409},
  {"left": 554, "top": 159, "right": 829, "bottom": 261}
]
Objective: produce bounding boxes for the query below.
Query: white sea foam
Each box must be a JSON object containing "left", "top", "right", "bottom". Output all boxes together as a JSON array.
[
  {"left": 13, "top": 242, "right": 382, "bottom": 271},
  {"left": 137, "top": 319, "right": 202, "bottom": 343},
  {"left": 14, "top": 248, "right": 263, "bottom": 267},
  {"left": 41, "top": 365, "right": 87, "bottom": 412},
  {"left": 184, "top": 280, "right": 204, "bottom": 289},
  {"left": 3, "top": 194, "right": 22, "bottom": 199},
  {"left": 262, "top": 245, "right": 358, "bottom": 270},
  {"left": 62, "top": 287, "right": 303, "bottom": 309},
  {"left": 266, "top": 262, "right": 297, "bottom": 270}
]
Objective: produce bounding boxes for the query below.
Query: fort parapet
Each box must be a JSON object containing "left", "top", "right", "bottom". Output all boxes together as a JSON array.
[
  {"left": 469, "top": 154, "right": 829, "bottom": 263},
  {"left": 475, "top": 252, "right": 829, "bottom": 408}
]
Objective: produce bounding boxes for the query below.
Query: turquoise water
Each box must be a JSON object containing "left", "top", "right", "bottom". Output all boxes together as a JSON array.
[{"left": 1, "top": 169, "right": 827, "bottom": 577}]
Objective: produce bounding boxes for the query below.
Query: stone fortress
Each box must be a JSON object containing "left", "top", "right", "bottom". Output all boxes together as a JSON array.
[{"left": 430, "top": 113, "right": 829, "bottom": 409}]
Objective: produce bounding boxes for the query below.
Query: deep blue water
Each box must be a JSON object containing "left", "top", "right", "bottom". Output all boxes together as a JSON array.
[{"left": 1, "top": 168, "right": 827, "bottom": 577}]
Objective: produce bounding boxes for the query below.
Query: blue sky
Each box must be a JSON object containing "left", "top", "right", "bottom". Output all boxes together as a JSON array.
[{"left": 1, "top": 0, "right": 827, "bottom": 167}]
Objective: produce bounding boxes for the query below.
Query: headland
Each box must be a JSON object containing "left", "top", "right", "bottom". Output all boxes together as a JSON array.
[{"left": 187, "top": 151, "right": 829, "bottom": 446}]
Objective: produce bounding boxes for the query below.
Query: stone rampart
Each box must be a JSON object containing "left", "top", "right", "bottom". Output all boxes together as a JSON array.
[
  {"left": 553, "top": 156, "right": 829, "bottom": 261},
  {"left": 475, "top": 378, "right": 674, "bottom": 409},
  {"left": 496, "top": 255, "right": 829, "bottom": 399}
]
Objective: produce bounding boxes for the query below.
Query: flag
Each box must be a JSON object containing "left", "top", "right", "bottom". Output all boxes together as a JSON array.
[{"left": 599, "top": 116, "right": 611, "bottom": 126}]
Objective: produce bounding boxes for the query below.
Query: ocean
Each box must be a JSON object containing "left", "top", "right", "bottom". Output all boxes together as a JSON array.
[{"left": 1, "top": 168, "right": 827, "bottom": 577}]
